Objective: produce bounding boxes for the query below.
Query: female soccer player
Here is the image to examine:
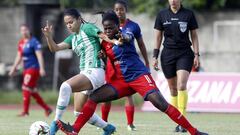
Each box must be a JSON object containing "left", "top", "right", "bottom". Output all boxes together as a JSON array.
[
  {"left": 9, "top": 24, "right": 52, "bottom": 117},
  {"left": 41, "top": 8, "right": 118, "bottom": 135},
  {"left": 101, "top": 0, "right": 149, "bottom": 131},
  {"left": 153, "top": 0, "right": 200, "bottom": 132},
  {"left": 56, "top": 11, "right": 208, "bottom": 135}
]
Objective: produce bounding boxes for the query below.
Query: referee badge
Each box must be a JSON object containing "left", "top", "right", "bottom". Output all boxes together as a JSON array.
[{"left": 179, "top": 22, "right": 188, "bottom": 33}]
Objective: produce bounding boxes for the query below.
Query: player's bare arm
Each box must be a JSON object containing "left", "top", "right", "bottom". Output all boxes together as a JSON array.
[
  {"left": 153, "top": 30, "right": 163, "bottom": 71},
  {"left": 42, "top": 20, "right": 70, "bottom": 52},
  {"left": 190, "top": 29, "right": 200, "bottom": 68},
  {"left": 136, "top": 37, "right": 149, "bottom": 68},
  {"left": 9, "top": 51, "right": 22, "bottom": 77},
  {"left": 35, "top": 50, "right": 46, "bottom": 77}
]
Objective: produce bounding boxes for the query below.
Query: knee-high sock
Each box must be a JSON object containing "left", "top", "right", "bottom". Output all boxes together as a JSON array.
[
  {"left": 125, "top": 105, "right": 134, "bottom": 125},
  {"left": 22, "top": 90, "right": 31, "bottom": 113},
  {"left": 74, "top": 111, "right": 107, "bottom": 129},
  {"left": 170, "top": 95, "right": 178, "bottom": 109},
  {"left": 31, "top": 92, "right": 51, "bottom": 111},
  {"left": 101, "top": 103, "right": 111, "bottom": 122},
  {"left": 54, "top": 82, "right": 72, "bottom": 121},
  {"left": 73, "top": 100, "right": 97, "bottom": 133},
  {"left": 164, "top": 104, "right": 197, "bottom": 135},
  {"left": 178, "top": 90, "right": 188, "bottom": 116}
]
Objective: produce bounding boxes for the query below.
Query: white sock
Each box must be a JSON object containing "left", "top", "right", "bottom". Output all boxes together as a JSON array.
[
  {"left": 74, "top": 111, "right": 108, "bottom": 129},
  {"left": 54, "top": 82, "right": 72, "bottom": 121}
]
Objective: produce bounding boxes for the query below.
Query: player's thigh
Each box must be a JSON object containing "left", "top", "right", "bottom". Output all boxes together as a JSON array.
[
  {"left": 74, "top": 92, "right": 88, "bottom": 112},
  {"left": 80, "top": 68, "right": 105, "bottom": 90},
  {"left": 129, "top": 74, "right": 159, "bottom": 101},
  {"left": 90, "top": 80, "right": 134, "bottom": 103},
  {"left": 23, "top": 69, "right": 40, "bottom": 88},
  {"left": 110, "top": 79, "right": 136, "bottom": 99},
  {"left": 66, "top": 74, "right": 93, "bottom": 92},
  {"left": 176, "top": 51, "right": 194, "bottom": 89}
]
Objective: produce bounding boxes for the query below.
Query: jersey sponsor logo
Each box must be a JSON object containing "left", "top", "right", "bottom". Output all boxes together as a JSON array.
[
  {"left": 87, "top": 70, "right": 92, "bottom": 74},
  {"left": 171, "top": 18, "right": 179, "bottom": 21},
  {"left": 179, "top": 21, "right": 188, "bottom": 32},
  {"left": 114, "top": 60, "right": 124, "bottom": 65},
  {"left": 163, "top": 20, "right": 172, "bottom": 25}
]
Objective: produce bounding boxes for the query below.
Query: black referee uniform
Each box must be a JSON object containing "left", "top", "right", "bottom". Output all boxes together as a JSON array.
[{"left": 154, "top": 6, "right": 198, "bottom": 79}]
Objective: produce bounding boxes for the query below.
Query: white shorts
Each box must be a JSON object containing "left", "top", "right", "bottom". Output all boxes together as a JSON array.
[{"left": 80, "top": 68, "right": 105, "bottom": 95}]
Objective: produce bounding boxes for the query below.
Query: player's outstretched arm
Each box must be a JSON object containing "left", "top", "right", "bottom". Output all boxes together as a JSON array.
[
  {"left": 98, "top": 32, "right": 122, "bottom": 45},
  {"left": 42, "top": 20, "right": 70, "bottom": 52}
]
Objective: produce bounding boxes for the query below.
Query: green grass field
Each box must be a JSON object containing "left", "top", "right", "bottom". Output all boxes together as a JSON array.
[{"left": 0, "top": 107, "right": 240, "bottom": 135}]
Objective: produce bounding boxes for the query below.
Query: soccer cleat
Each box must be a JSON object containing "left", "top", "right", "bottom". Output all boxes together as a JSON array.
[
  {"left": 56, "top": 120, "right": 77, "bottom": 135},
  {"left": 50, "top": 121, "right": 59, "bottom": 135},
  {"left": 175, "top": 125, "right": 187, "bottom": 133},
  {"left": 195, "top": 131, "right": 209, "bottom": 135},
  {"left": 17, "top": 112, "right": 29, "bottom": 117},
  {"left": 127, "top": 124, "right": 137, "bottom": 131},
  {"left": 103, "top": 124, "right": 116, "bottom": 135},
  {"left": 179, "top": 125, "right": 187, "bottom": 133},
  {"left": 45, "top": 109, "right": 53, "bottom": 117},
  {"left": 174, "top": 125, "right": 180, "bottom": 132}
]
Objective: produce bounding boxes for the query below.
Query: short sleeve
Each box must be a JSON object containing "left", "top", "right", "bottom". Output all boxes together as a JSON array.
[
  {"left": 189, "top": 12, "right": 198, "bottom": 30},
  {"left": 154, "top": 12, "right": 163, "bottom": 31},
  {"left": 83, "top": 23, "right": 102, "bottom": 37},
  {"left": 17, "top": 40, "right": 22, "bottom": 53},
  {"left": 33, "top": 38, "right": 42, "bottom": 51},
  {"left": 133, "top": 23, "right": 142, "bottom": 39},
  {"left": 63, "top": 34, "right": 74, "bottom": 48}
]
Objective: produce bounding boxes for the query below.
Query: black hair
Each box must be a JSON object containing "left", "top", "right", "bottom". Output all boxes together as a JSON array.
[
  {"left": 96, "top": 10, "right": 120, "bottom": 26},
  {"left": 63, "top": 8, "right": 86, "bottom": 23},
  {"left": 114, "top": 0, "right": 128, "bottom": 11}
]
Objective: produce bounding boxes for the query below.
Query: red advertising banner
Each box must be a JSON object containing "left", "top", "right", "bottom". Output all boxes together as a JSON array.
[{"left": 142, "top": 72, "right": 240, "bottom": 113}]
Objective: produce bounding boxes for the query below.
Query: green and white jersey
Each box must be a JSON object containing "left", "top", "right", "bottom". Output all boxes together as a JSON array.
[{"left": 64, "top": 23, "right": 104, "bottom": 70}]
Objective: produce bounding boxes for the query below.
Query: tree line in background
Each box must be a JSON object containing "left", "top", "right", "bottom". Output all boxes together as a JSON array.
[{"left": 0, "top": 0, "right": 240, "bottom": 16}]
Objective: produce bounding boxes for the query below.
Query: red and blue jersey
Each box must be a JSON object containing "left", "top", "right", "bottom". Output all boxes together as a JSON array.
[
  {"left": 18, "top": 37, "right": 41, "bottom": 70},
  {"left": 120, "top": 19, "right": 142, "bottom": 43},
  {"left": 102, "top": 37, "right": 149, "bottom": 82}
]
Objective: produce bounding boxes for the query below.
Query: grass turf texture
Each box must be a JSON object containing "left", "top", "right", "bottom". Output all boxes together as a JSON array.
[
  {"left": 0, "top": 108, "right": 239, "bottom": 135},
  {"left": 0, "top": 91, "right": 143, "bottom": 106}
]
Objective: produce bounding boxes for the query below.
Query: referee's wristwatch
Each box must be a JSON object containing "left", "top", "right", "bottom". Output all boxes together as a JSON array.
[{"left": 194, "top": 52, "right": 200, "bottom": 56}]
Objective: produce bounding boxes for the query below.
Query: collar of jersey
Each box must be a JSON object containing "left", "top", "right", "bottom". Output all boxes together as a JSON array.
[{"left": 168, "top": 5, "right": 183, "bottom": 14}]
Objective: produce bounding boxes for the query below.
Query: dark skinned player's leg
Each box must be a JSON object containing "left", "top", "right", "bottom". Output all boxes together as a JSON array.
[
  {"left": 72, "top": 84, "right": 118, "bottom": 133},
  {"left": 146, "top": 91, "right": 198, "bottom": 135}
]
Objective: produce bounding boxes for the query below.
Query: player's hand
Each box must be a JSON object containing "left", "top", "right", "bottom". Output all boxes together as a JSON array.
[
  {"left": 194, "top": 56, "right": 200, "bottom": 69},
  {"left": 152, "top": 58, "right": 160, "bottom": 71},
  {"left": 98, "top": 50, "right": 106, "bottom": 59},
  {"left": 8, "top": 68, "right": 16, "bottom": 77},
  {"left": 40, "top": 68, "right": 46, "bottom": 77},
  {"left": 114, "top": 31, "right": 123, "bottom": 45},
  {"left": 41, "top": 20, "right": 53, "bottom": 38}
]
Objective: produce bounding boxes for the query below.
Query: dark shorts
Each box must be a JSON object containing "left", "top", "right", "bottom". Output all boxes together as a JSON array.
[
  {"left": 108, "top": 74, "right": 159, "bottom": 101},
  {"left": 160, "top": 47, "right": 194, "bottom": 79}
]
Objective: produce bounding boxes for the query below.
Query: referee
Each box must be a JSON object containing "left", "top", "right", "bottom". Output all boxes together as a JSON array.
[{"left": 153, "top": 0, "right": 200, "bottom": 133}]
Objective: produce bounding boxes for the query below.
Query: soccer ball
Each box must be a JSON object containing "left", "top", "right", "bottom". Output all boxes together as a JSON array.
[{"left": 29, "top": 121, "right": 50, "bottom": 135}]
